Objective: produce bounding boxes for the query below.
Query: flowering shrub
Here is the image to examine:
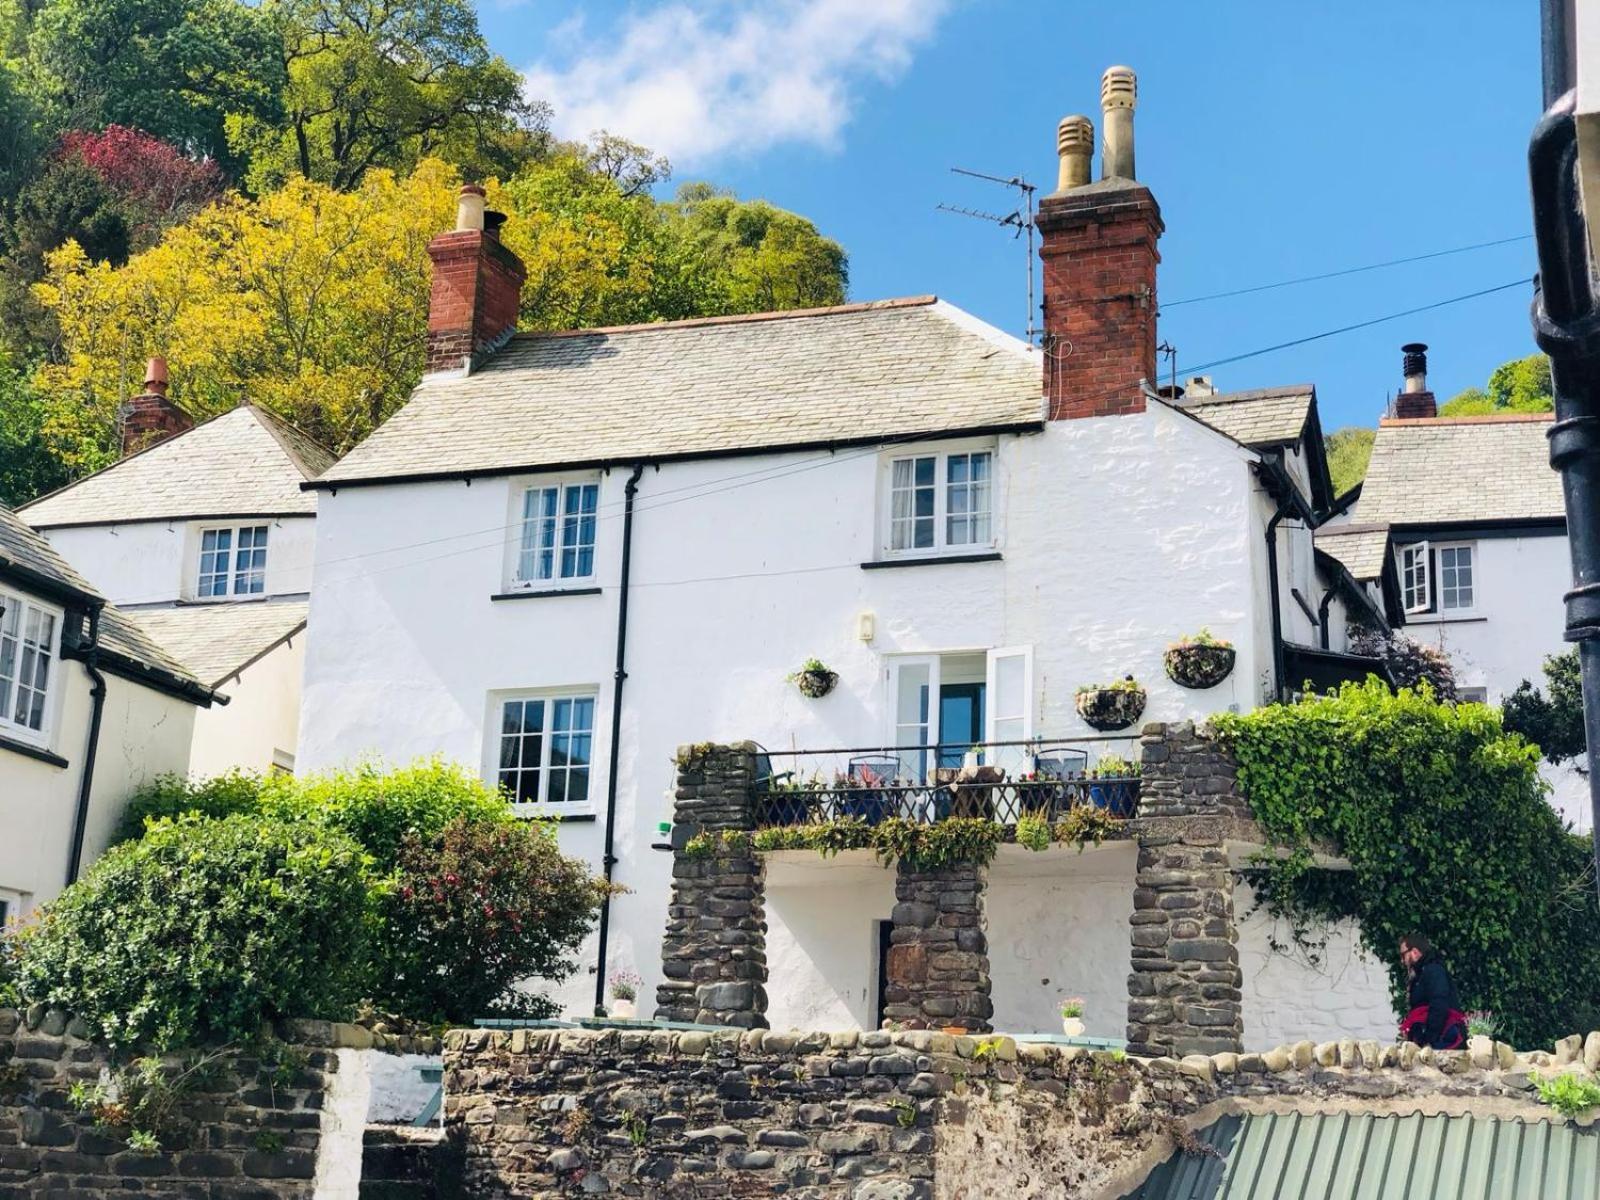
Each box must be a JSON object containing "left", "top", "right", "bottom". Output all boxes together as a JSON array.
[{"left": 371, "top": 817, "right": 611, "bottom": 1024}]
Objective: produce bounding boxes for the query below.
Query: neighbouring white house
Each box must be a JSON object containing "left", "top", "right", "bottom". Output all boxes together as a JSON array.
[
  {"left": 0, "top": 504, "right": 218, "bottom": 921},
  {"left": 19, "top": 361, "right": 333, "bottom": 778},
  {"left": 1325, "top": 348, "right": 1589, "bottom": 829},
  {"left": 296, "top": 70, "right": 1406, "bottom": 1047}
]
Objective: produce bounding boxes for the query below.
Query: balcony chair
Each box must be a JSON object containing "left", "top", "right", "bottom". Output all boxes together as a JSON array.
[{"left": 843, "top": 755, "right": 901, "bottom": 825}]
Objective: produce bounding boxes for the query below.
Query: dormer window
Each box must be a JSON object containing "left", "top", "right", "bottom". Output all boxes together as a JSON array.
[
  {"left": 514, "top": 480, "right": 599, "bottom": 587},
  {"left": 197, "top": 524, "right": 269, "bottom": 599}
]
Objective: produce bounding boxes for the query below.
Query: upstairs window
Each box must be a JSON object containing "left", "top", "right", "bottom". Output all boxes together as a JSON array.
[
  {"left": 886, "top": 448, "right": 994, "bottom": 555},
  {"left": 495, "top": 692, "right": 597, "bottom": 811},
  {"left": 516, "top": 481, "right": 599, "bottom": 586},
  {"left": 197, "top": 525, "right": 269, "bottom": 598},
  {"left": 1400, "top": 541, "right": 1475, "bottom": 616},
  {"left": 0, "top": 592, "right": 58, "bottom": 739}
]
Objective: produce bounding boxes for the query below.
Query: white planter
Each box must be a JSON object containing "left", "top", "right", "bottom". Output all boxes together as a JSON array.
[
  {"left": 1061, "top": 1017, "right": 1085, "bottom": 1038},
  {"left": 611, "top": 999, "right": 638, "bottom": 1020}
]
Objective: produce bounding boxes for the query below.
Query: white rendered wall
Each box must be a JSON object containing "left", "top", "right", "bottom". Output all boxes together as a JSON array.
[
  {"left": 986, "top": 841, "right": 1137, "bottom": 1039},
  {"left": 765, "top": 852, "right": 895, "bottom": 1031},
  {"left": 189, "top": 635, "right": 305, "bottom": 778},
  {"left": 43, "top": 517, "right": 316, "bottom": 606},
  {"left": 0, "top": 633, "right": 196, "bottom": 914},
  {"left": 299, "top": 406, "right": 1272, "bottom": 1016},
  {"left": 1235, "top": 882, "right": 1397, "bottom": 1048}
]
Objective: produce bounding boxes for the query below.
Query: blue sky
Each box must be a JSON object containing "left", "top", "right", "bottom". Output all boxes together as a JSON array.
[{"left": 488, "top": 1, "right": 1542, "bottom": 432}]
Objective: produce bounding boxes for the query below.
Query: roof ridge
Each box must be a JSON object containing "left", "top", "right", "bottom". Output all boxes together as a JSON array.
[
  {"left": 1188, "top": 384, "right": 1316, "bottom": 406},
  {"left": 1380, "top": 412, "right": 1555, "bottom": 427},
  {"left": 509, "top": 296, "right": 939, "bottom": 342},
  {"left": 243, "top": 404, "right": 337, "bottom": 479}
]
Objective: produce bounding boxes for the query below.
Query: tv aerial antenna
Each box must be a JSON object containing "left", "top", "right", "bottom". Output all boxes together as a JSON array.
[{"left": 937, "top": 166, "right": 1040, "bottom": 344}]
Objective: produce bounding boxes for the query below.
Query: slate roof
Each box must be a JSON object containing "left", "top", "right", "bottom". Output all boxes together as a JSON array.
[
  {"left": 1125, "top": 1109, "right": 1600, "bottom": 1199},
  {"left": 1358, "top": 413, "right": 1563, "bottom": 527},
  {"left": 131, "top": 601, "right": 308, "bottom": 688},
  {"left": 1184, "top": 386, "right": 1314, "bottom": 449},
  {"left": 1314, "top": 526, "right": 1391, "bottom": 582},
  {"left": 315, "top": 297, "right": 1043, "bottom": 487},
  {"left": 21, "top": 405, "right": 335, "bottom": 528},
  {"left": 0, "top": 506, "right": 211, "bottom": 702}
]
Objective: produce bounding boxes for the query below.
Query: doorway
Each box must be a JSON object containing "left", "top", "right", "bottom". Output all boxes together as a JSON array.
[{"left": 937, "top": 682, "right": 985, "bottom": 769}]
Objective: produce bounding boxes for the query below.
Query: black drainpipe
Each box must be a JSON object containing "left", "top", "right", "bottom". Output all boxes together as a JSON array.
[
  {"left": 1316, "top": 587, "right": 1337, "bottom": 651},
  {"left": 1258, "top": 454, "right": 1317, "bottom": 701},
  {"left": 593, "top": 462, "right": 646, "bottom": 1013},
  {"left": 66, "top": 606, "right": 107, "bottom": 887}
]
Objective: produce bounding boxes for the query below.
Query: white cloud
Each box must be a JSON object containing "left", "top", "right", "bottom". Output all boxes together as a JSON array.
[{"left": 523, "top": 0, "right": 951, "bottom": 167}]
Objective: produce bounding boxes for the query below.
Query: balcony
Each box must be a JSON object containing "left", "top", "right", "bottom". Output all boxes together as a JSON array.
[{"left": 750, "top": 737, "right": 1142, "bottom": 829}]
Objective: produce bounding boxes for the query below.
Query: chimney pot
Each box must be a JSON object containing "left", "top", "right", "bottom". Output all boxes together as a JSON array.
[
  {"left": 1055, "top": 115, "right": 1094, "bottom": 192},
  {"left": 118, "top": 356, "right": 192, "bottom": 455},
  {"left": 1401, "top": 342, "right": 1428, "bottom": 393},
  {"left": 144, "top": 355, "right": 169, "bottom": 397},
  {"left": 1394, "top": 342, "right": 1437, "bottom": 418},
  {"left": 1100, "top": 66, "right": 1137, "bottom": 180},
  {"left": 455, "top": 184, "right": 487, "bottom": 232}
]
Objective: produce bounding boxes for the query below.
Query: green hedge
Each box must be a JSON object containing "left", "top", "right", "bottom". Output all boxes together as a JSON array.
[{"left": 1213, "top": 678, "right": 1600, "bottom": 1047}]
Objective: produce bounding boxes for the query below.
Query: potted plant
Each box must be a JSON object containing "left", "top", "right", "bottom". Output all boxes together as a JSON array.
[
  {"left": 1075, "top": 676, "right": 1147, "bottom": 731},
  {"left": 789, "top": 657, "right": 839, "bottom": 699},
  {"left": 608, "top": 970, "right": 642, "bottom": 1019},
  {"left": 1060, "top": 997, "right": 1085, "bottom": 1038},
  {"left": 1164, "top": 629, "right": 1236, "bottom": 689},
  {"left": 1087, "top": 754, "right": 1141, "bottom": 818}
]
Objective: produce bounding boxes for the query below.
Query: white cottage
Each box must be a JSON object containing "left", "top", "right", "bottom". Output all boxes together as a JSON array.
[
  {"left": 19, "top": 363, "right": 333, "bottom": 777},
  {"left": 0, "top": 505, "right": 217, "bottom": 920},
  {"left": 297, "top": 70, "right": 1404, "bottom": 1046}
]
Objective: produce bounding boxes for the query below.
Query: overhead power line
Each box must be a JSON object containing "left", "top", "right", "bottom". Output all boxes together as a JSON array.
[{"left": 1162, "top": 235, "right": 1533, "bottom": 308}]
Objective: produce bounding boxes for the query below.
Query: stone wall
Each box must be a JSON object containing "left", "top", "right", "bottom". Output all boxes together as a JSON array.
[
  {"left": 1137, "top": 720, "right": 1248, "bottom": 819},
  {"left": 654, "top": 744, "right": 769, "bottom": 1028},
  {"left": 443, "top": 1025, "right": 1582, "bottom": 1199},
  {"left": 883, "top": 863, "right": 993, "bottom": 1034},
  {"left": 0, "top": 1007, "right": 439, "bottom": 1199}
]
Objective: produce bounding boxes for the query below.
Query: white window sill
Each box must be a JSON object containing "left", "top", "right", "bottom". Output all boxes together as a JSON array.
[{"left": 511, "top": 805, "right": 598, "bottom": 823}]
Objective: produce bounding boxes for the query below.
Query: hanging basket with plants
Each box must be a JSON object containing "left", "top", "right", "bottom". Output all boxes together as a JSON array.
[
  {"left": 789, "top": 658, "right": 839, "bottom": 699},
  {"left": 1074, "top": 676, "right": 1147, "bottom": 731},
  {"left": 1164, "top": 629, "right": 1236, "bottom": 690}
]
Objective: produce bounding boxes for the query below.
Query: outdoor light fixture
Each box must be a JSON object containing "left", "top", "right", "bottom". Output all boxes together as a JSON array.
[{"left": 858, "top": 611, "right": 876, "bottom": 642}]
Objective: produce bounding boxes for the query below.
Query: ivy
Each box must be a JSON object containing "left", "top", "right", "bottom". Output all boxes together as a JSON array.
[
  {"left": 749, "top": 810, "right": 1117, "bottom": 869},
  {"left": 1213, "top": 678, "right": 1600, "bottom": 1047}
]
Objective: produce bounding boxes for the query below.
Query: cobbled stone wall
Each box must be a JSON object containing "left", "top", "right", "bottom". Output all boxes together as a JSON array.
[
  {"left": 443, "top": 1025, "right": 1583, "bottom": 1199},
  {"left": 883, "top": 864, "right": 993, "bottom": 1034},
  {"left": 0, "top": 1007, "right": 438, "bottom": 1199},
  {"left": 655, "top": 744, "right": 769, "bottom": 1028},
  {"left": 1137, "top": 721, "right": 1247, "bottom": 819}
]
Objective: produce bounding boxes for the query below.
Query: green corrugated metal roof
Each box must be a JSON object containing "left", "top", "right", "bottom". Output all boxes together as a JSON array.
[{"left": 1125, "top": 1111, "right": 1600, "bottom": 1199}]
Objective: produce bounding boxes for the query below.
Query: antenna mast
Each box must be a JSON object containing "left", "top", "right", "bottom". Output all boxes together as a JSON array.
[{"left": 937, "top": 166, "right": 1039, "bottom": 343}]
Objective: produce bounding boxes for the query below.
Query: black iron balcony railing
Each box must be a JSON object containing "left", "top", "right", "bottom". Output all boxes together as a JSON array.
[{"left": 751, "top": 736, "right": 1141, "bottom": 829}]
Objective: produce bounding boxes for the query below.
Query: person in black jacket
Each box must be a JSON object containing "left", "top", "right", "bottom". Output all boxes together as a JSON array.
[{"left": 1399, "top": 933, "right": 1468, "bottom": 1049}]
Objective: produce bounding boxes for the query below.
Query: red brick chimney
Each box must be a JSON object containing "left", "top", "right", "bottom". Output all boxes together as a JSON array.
[
  {"left": 1035, "top": 67, "right": 1163, "bottom": 420},
  {"left": 1393, "top": 343, "right": 1437, "bottom": 418},
  {"left": 425, "top": 184, "right": 527, "bottom": 374},
  {"left": 118, "top": 356, "right": 193, "bottom": 455}
]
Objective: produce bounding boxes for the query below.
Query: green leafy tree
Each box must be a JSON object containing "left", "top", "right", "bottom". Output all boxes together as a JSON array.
[
  {"left": 668, "top": 183, "right": 849, "bottom": 313},
  {"left": 1503, "top": 648, "right": 1587, "bottom": 767},
  {"left": 0, "top": 352, "right": 69, "bottom": 505},
  {"left": 229, "top": 0, "right": 545, "bottom": 193},
  {"left": 1440, "top": 353, "right": 1553, "bottom": 416},
  {"left": 1325, "top": 426, "right": 1375, "bottom": 495}
]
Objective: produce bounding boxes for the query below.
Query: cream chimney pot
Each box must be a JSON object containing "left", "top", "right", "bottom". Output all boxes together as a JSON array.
[
  {"left": 455, "top": 184, "right": 487, "bottom": 232},
  {"left": 1100, "top": 66, "right": 1137, "bottom": 181},
  {"left": 1056, "top": 115, "right": 1094, "bottom": 191}
]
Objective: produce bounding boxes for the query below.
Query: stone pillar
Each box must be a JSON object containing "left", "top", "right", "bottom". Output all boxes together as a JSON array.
[
  {"left": 883, "top": 862, "right": 993, "bottom": 1033},
  {"left": 1125, "top": 825, "right": 1243, "bottom": 1057},
  {"left": 654, "top": 743, "right": 769, "bottom": 1028}
]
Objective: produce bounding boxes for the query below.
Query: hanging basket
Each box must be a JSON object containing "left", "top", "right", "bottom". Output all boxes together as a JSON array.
[
  {"left": 1074, "top": 682, "right": 1147, "bottom": 731},
  {"left": 794, "top": 668, "right": 839, "bottom": 699},
  {"left": 1164, "top": 642, "right": 1237, "bottom": 690}
]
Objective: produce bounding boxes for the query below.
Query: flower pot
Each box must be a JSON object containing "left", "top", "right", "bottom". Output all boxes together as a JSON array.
[
  {"left": 610, "top": 999, "right": 637, "bottom": 1020},
  {"left": 1061, "top": 1017, "right": 1085, "bottom": 1038},
  {"left": 1164, "top": 642, "right": 1236, "bottom": 690},
  {"left": 1075, "top": 684, "right": 1147, "bottom": 731},
  {"left": 795, "top": 669, "right": 838, "bottom": 699},
  {"left": 841, "top": 791, "right": 891, "bottom": 825},
  {"left": 1088, "top": 778, "right": 1140, "bottom": 818}
]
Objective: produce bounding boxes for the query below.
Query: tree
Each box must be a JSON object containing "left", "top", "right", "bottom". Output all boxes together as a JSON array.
[
  {"left": 228, "top": 0, "right": 546, "bottom": 193},
  {"left": 1440, "top": 352, "right": 1553, "bottom": 416},
  {"left": 21, "top": 0, "right": 281, "bottom": 172},
  {"left": 0, "top": 352, "right": 69, "bottom": 505},
  {"left": 59, "top": 126, "right": 225, "bottom": 244},
  {"left": 1503, "top": 648, "right": 1587, "bottom": 768},
  {"left": 668, "top": 184, "right": 849, "bottom": 313},
  {"left": 1325, "top": 426, "right": 1375, "bottom": 495},
  {"left": 1350, "top": 628, "right": 1458, "bottom": 701}
]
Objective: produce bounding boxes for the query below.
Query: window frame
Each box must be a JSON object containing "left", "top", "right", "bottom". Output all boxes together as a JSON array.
[
  {"left": 1398, "top": 539, "right": 1477, "bottom": 618},
  {"left": 487, "top": 687, "right": 601, "bottom": 817},
  {"left": 192, "top": 521, "right": 271, "bottom": 601},
  {"left": 878, "top": 441, "right": 999, "bottom": 560},
  {"left": 0, "top": 589, "right": 62, "bottom": 747},
  {"left": 0, "top": 887, "right": 23, "bottom": 932},
  {"left": 506, "top": 476, "right": 603, "bottom": 592}
]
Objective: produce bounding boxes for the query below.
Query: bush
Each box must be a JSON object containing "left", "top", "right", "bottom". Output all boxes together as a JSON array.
[
  {"left": 116, "top": 770, "right": 265, "bottom": 842},
  {"left": 1503, "top": 649, "right": 1587, "bottom": 767},
  {"left": 1214, "top": 678, "right": 1600, "bottom": 1047},
  {"left": 371, "top": 817, "right": 610, "bottom": 1024},
  {"left": 14, "top": 815, "right": 369, "bottom": 1049}
]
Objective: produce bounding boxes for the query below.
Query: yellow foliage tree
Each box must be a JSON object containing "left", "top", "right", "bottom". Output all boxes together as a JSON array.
[{"left": 34, "top": 159, "right": 459, "bottom": 469}]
